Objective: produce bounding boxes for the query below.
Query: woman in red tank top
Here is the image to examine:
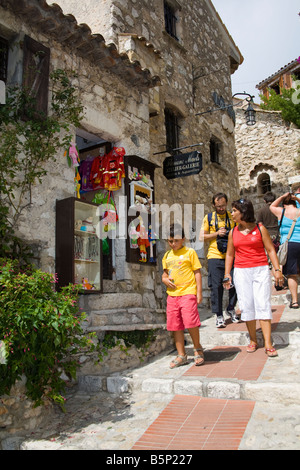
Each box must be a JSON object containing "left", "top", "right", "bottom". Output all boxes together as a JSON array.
[{"left": 224, "top": 199, "right": 283, "bottom": 357}]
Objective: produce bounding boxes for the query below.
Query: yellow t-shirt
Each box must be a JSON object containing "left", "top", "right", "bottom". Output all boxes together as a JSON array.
[
  {"left": 201, "top": 211, "right": 235, "bottom": 260},
  {"left": 162, "top": 246, "right": 202, "bottom": 297}
]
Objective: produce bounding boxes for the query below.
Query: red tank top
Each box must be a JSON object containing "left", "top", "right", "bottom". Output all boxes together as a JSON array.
[{"left": 232, "top": 224, "right": 268, "bottom": 268}]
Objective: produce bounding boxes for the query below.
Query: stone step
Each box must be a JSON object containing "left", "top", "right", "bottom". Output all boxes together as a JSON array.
[
  {"left": 77, "top": 299, "right": 300, "bottom": 408},
  {"left": 88, "top": 307, "right": 166, "bottom": 330},
  {"left": 86, "top": 323, "right": 166, "bottom": 333},
  {"left": 88, "top": 292, "right": 143, "bottom": 310},
  {"left": 78, "top": 348, "right": 300, "bottom": 406}
]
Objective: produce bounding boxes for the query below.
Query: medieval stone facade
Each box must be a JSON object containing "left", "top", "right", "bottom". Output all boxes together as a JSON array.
[
  {"left": 1, "top": 0, "right": 243, "bottom": 313},
  {"left": 235, "top": 99, "right": 300, "bottom": 213},
  {"left": 54, "top": 0, "right": 243, "bottom": 304},
  {"left": 0, "top": 0, "right": 243, "bottom": 436},
  {"left": 0, "top": 0, "right": 243, "bottom": 369}
]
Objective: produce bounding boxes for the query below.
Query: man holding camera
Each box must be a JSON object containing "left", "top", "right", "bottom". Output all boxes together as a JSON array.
[{"left": 200, "top": 193, "right": 238, "bottom": 327}]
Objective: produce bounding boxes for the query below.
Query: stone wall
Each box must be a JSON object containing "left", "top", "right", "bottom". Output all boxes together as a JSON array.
[
  {"left": 1, "top": 4, "right": 157, "bottom": 301},
  {"left": 0, "top": 1, "right": 244, "bottom": 439},
  {"left": 235, "top": 105, "right": 300, "bottom": 212},
  {"left": 54, "top": 0, "right": 243, "bottom": 307},
  {"left": 0, "top": 378, "right": 54, "bottom": 449}
]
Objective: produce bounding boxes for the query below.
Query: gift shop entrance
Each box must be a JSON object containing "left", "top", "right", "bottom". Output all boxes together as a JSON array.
[
  {"left": 75, "top": 129, "right": 116, "bottom": 281},
  {"left": 56, "top": 129, "right": 158, "bottom": 294}
]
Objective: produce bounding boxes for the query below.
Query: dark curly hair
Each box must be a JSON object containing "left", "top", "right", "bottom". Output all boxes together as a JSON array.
[
  {"left": 282, "top": 194, "right": 296, "bottom": 207},
  {"left": 232, "top": 198, "right": 255, "bottom": 223}
]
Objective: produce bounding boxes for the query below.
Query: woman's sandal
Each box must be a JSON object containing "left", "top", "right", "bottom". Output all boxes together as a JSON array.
[
  {"left": 169, "top": 354, "right": 188, "bottom": 369},
  {"left": 194, "top": 348, "right": 205, "bottom": 366},
  {"left": 290, "top": 302, "right": 299, "bottom": 309},
  {"left": 265, "top": 348, "right": 278, "bottom": 358},
  {"left": 246, "top": 343, "right": 258, "bottom": 353}
]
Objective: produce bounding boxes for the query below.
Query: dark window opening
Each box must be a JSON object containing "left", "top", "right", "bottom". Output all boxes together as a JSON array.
[
  {"left": 0, "top": 37, "right": 9, "bottom": 83},
  {"left": 258, "top": 173, "right": 271, "bottom": 195},
  {"left": 165, "top": 108, "right": 181, "bottom": 154},
  {"left": 210, "top": 138, "right": 222, "bottom": 165},
  {"left": 164, "top": 1, "right": 178, "bottom": 41},
  {"left": 270, "top": 82, "right": 280, "bottom": 95},
  {"left": 292, "top": 71, "right": 300, "bottom": 82}
]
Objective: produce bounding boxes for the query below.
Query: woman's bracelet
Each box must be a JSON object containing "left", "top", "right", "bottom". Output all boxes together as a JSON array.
[{"left": 275, "top": 269, "right": 281, "bottom": 272}]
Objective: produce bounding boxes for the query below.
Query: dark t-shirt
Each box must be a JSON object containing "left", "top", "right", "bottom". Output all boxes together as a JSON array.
[{"left": 256, "top": 204, "right": 278, "bottom": 237}]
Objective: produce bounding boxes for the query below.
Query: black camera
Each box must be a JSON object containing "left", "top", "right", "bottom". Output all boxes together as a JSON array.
[{"left": 217, "top": 230, "right": 229, "bottom": 254}]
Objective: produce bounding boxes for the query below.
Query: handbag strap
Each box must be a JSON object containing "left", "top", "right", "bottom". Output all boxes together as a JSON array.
[
  {"left": 286, "top": 209, "right": 300, "bottom": 241},
  {"left": 276, "top": 208, "right": 285, "bottom": 238}
]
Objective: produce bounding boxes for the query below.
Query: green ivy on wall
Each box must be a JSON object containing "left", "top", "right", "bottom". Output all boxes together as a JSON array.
[{"left": 0, "top": 69, "right": 84, "bottom": 263}]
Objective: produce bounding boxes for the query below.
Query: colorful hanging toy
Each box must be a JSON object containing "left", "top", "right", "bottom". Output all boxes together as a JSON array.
[
  {"left": 65, "top": 142, "right": 80, "bottom": 168},
  {"left": 137, "top": 216, "right": 150, "bottom": 263},
  {"left": 148, "top": 225, "right": 158, "bottom": 263},
  {"left": 64, "top": 142, "right": 81, "bottom": 199}
]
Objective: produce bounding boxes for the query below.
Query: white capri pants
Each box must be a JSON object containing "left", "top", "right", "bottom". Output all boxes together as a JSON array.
[{"left": 233, "top": 265, "right": 272, "bottom": 321}]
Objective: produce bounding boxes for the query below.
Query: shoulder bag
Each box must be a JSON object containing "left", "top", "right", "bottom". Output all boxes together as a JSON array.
[{"left": 277, "top": 209, "right": 300, "bottom": 266}]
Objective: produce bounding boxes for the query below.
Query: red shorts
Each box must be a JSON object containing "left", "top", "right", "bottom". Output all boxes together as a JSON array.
[{"left": 166, "top": 295, "right": 201, "bottom": 331}]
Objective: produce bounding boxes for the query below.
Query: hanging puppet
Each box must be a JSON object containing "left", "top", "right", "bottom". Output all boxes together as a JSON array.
[
  {"left": 148, "top": 225, "right": 158, "bottom": 263},
  {"left": 136, "top": 216, "right": 150, "bottom": 263},
  {"left": 91, "top": 147, "right": 125, "bottom": 191}
]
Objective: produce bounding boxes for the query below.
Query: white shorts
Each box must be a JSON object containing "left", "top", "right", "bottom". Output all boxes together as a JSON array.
[{"left": 233, "top": 265, "right": 272, "bottom": 321}]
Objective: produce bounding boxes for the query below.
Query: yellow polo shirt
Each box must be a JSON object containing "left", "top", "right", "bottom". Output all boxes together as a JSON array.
[{"left": 201, "top": 211, "right": 235, "bottom": 260}]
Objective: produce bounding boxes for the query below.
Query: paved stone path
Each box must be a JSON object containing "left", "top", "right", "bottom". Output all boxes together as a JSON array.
[{"left": 3, "top": 288, "right": 300, "bottom": 451}]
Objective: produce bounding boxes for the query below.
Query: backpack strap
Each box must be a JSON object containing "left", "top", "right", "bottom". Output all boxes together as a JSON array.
[{"left": 208, "top": 211, "right": 232, "bottom": 231}]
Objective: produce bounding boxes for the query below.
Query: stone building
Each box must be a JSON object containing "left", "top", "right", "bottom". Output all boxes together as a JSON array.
[
  {"left": 256, "top": 58, "right": 300, "bottom": 99},
  {"left": 0, "top": 0, "right": 244, "bottom": 435},
  {"left": 53, "top": 0, "right": 243, "bottom": 302},
  {"left": 0, "top": 0, "right": 243, "bottom": 368},
  {"left": 235, "top": 59, "right": 300, "bottom": 212}
]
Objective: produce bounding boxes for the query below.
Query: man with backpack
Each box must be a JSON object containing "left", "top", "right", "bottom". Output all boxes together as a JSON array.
[{"left": 200, "top": 192, "right": 239, "bottom": 327}]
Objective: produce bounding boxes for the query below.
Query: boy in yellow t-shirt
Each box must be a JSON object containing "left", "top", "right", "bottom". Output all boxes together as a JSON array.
[{"left": 162, "top": 224, "right": 204, "bottom": 369}]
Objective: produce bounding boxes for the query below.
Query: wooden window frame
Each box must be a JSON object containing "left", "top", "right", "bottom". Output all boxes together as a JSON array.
[
  {"left": 22, "top": 35, "right": 50, "bottom": 116},
  {"left": 165, "top": 107, "right": 181, "bottom": 154},
  {"left": 210, "top": 137, "right": 222, "bottom": 165},
  {"left": 0, "top": 37, "right": 9, "bottom": 83},
  {"left": 164, "top": 1, "right": 179, "bottom": 41}
]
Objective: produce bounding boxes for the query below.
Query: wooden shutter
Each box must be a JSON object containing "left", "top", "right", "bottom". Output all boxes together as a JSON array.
[
  {"left": 22, "top": 35, "right": 50, "bottom": 116},
  {"left": 0, "top": 37, "right": 9, "bottom": 83}
]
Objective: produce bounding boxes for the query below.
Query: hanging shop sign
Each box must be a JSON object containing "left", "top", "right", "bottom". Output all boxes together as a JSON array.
[
  {"left": 212, "top": 91, "right": 236, "bottom": 124},
  {"left": 163, "top": 151, "right": 202, "bottom": 180}
]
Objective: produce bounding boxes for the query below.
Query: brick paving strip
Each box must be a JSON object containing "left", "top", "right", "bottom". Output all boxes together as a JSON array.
[
  {"left": 132, "top": 304, "right": 285, "bottom": 451},
  {"left": 132, "top": 396, "right": 255, "bottom": 450}
]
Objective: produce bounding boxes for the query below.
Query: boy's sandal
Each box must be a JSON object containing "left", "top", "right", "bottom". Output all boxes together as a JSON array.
[
  {"left": 194, "top": 348, "right": 205, "bottom": 366},
  {"left": 265, "top": 348, "right": 278, "bottom": 357},
  {"left": 169, "top": 354, "right": 188, "bottom": 369},
  {"left": 290, "top": 302, "right": 299, "bottom": 309},
  {"left": 246, "top": 343, "right": 258, "bottom": 353}
]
